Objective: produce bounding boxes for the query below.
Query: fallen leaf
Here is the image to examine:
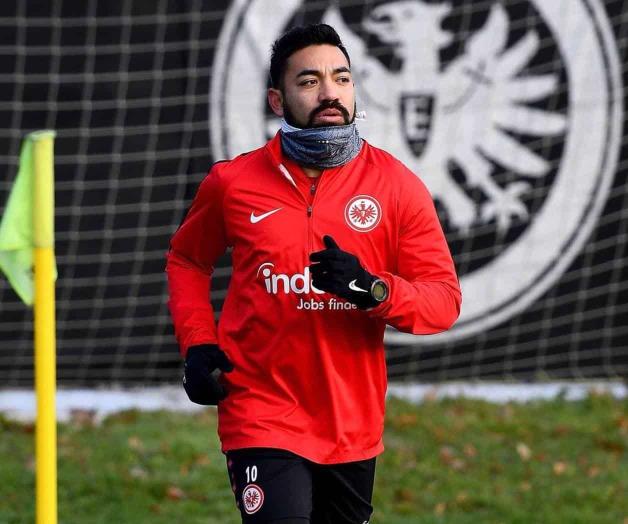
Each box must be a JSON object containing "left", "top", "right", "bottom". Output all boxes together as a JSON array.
[
  {"left": 431, "top": 425, "right": 448, "bottom": 442},
  {"left": 519, "top": 481, "right": 532, "bottom": 492},
  {"left": 107, "top": 410, "right": 139, "bottom": 425},
  {"left": 595, "top": 438, "right": 625, "bottom": 454},
  {"left": 463, "top": 444, "right": 478, "bottom": 458},
  {"left": 195, "top": 454, "right": 211, "bottom": 466},
  {"left": 451, "top": 459, "right": 466, "bottom": 471},
  {"left": 553, "top": 461, "right": 568, "bottom": 475},
  {"left": 439, "top": 446, "right": 456, "bottom": 464},
  {"left": 587, "top": 466, "right": 601, "bottom": 478},
  {"left": 394, "top": 488, "right": 414, "bottom": 503},
  {"left": 129, "top": 466, "right": 148, "bottom": 479},
  {"left": 439, "top": 446, "right": 465, "bottom": 469},
  {"left": 166, "top": 485, "right": 186, "bottom": 501},
  {"left": 516, "top": 442, "right": 532, "bottom": 462},
  {"left": 552, "top": 425, "right": 570, "bottom": 437},
  {"left": 434, "top": 502, "right": 446, "bottom": 516},
  {"left": 128, "top": 436, "right": 144, "bottom": 451},
  {"left": 392, "top": 413, "right": 418, "bottom": 429},
  {"left": 70, "top": 409, "right": 97, "bottom": 428},
  {"left": 455, "top": 491, "right": 469, "bottom": 503},
  {"left": 14, "top": 422, "right": 35, "bottom": 435}
]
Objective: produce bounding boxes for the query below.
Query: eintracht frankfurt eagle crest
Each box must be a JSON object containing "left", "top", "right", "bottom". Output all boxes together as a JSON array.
[
  {"left": 345, "top": 195, "right": 382, "bottom": 232},
  {"left": 210, "top": 0, "right": 622, "bottom": 342}
]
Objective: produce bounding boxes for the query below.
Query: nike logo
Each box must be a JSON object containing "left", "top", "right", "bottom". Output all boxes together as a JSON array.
[
  {"left": 348, "top": 279, "right": 369, "bottom": 293},
  {"left": 250, "top": 208, "right": 282, "bottom": 224}
]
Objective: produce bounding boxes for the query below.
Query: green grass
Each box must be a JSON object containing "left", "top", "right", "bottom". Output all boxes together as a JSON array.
[{"left": 1, "top": 394, "right": 626, "bottom": 523}]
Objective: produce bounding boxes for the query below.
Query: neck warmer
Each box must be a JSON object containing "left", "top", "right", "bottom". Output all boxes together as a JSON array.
[{"left": 280, "top": 119, "right": 362, "bottom": 169}]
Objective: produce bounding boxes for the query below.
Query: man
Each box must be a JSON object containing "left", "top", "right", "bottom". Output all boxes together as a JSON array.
[{"left": 166, "top": 24, "right": 461, "bottom": 524}]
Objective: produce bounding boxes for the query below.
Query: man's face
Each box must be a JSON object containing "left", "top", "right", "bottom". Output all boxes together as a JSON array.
[{"left": 268, "top": 44, "right": 356, "bottom": 128}]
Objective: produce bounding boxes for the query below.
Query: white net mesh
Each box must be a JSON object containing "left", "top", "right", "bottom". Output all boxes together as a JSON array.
[{"left": 0, "top": 0, "right": 626, "bottom": 385}]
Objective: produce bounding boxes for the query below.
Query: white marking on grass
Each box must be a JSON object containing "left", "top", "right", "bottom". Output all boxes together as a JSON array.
[{"left": 0, "top": 381, "right": 625, "bottom": 422}]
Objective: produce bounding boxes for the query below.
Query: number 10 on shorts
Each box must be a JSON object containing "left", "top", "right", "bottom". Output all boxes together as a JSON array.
[{"left": 245, "top": 465, "right": 258, "bottom": 483}]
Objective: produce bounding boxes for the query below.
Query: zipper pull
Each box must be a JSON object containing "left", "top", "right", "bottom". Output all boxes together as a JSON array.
[
  {"left": 307, "top": 206, "right": 312, "bottom": 217},
  {"left": 310, "top": 184, "right": 316, "bottom": 195}
]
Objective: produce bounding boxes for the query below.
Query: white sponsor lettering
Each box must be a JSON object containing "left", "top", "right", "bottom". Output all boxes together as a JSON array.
[
  {"left": 297, "top": 298, "right": 325, "bottom": 310},
  {"left": 257, "top": 263, "right": 324, "bottom": 295},
  {"left": 296, "top": 298, "right": 358, "bottom": 311},
  {"left": 256, "top": 264, "right": 359, "bottom": 310}
]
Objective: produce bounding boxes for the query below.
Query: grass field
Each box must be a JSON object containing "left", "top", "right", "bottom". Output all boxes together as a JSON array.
[{"left": 1, "top": 393, "right": 626, "bottom": 523}]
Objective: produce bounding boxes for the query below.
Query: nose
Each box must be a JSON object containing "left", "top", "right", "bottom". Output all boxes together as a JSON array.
[{"left": 318, "top": 77, "right": 339, "bottom": 102}]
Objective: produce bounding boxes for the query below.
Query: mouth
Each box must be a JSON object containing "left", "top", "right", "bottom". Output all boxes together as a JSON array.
[
  {"left": 316, "top": 109, "right": 343, "bottom": 119},
  {"left": 320, "top": 108, "right": 342, "bottom": 115},
  {"left": 314, "top": 109, "right": 346, "bottom": 125},
  {"left": 306, "top": 103, "right": 351, "bottom": 127}
]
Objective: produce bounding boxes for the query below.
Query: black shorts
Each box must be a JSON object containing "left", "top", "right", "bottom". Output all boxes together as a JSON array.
[{"left": 225, "top": 447, "right": 376, "bottom": 524}]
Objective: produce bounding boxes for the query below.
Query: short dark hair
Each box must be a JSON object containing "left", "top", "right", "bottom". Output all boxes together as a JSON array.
[{"left": 269, "top": 24, "right": 351, "bottom": 89}]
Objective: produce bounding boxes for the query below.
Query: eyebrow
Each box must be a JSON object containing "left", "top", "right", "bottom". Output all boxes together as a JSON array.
[{"left": 296, "top": 66, "right": 351, "bottom": 78}]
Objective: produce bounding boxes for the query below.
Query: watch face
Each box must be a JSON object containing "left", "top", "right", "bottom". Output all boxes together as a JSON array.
[{"left": 372, "top": 280, "right": 388, "bottom": 302}]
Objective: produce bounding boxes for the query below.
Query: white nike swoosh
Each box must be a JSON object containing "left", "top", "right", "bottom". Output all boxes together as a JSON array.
[
  {"left": 250, "top": 208, "right": 283, "bottom": 224},
  {"left": 348, "top": 279, "right": 369, "bottom": 293}
]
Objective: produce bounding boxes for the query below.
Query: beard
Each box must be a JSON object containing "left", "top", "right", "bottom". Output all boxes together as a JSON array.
[{"left": 283, "top": 99, "right": 356, "bottom": 129}]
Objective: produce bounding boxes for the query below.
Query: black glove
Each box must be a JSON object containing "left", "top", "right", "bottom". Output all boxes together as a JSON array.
[
  {"left": 309, "top": 235, "right": 378, "bottom": 309},
  {"left": 183, "top": 344, "right": 234, "bottom": 405}
]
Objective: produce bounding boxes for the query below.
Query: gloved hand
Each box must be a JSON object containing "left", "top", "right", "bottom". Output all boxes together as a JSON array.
[
  {"left": 309, "top": 235, "right": 378, "bottom": 309},
  {"left": 183, "top": 344, "right": 234, "bottom": 405}
]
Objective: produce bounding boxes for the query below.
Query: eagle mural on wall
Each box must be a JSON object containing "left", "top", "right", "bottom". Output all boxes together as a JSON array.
[{"left": 325, "top": 2, "right": 567, "bottom": 232}]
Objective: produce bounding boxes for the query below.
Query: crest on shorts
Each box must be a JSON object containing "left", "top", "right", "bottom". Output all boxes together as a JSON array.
[
  {"left": 242, "top": 484, "right": 264, "bottom": 514},
  {"left": 345, "top": 195, "right": 382, "bottom": 232}
]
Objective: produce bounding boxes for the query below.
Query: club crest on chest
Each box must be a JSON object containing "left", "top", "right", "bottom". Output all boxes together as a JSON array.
[{"left": 345, "top": 195, "right": 382, "bottom": 233}]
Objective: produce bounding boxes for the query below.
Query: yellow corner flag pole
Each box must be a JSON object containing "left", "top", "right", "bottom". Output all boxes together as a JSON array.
[
  {"left": 32, "top": 131, "right": 57, "bottom": 524},
  {"left": 0, "top": 130, "right": 58, "bottom": 523}
]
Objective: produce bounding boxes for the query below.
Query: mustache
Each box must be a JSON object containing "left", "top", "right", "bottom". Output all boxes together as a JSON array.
[{"left": 307, "top": 100, "right": 351, "bottom": 126}]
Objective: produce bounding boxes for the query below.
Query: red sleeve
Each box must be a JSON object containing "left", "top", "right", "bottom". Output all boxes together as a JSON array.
[
  {"left": 368, "top": 171, "right": 461, "bottom": 334},
  {"left": 166, "top": 165, "right": 228, "bottom": 357}
]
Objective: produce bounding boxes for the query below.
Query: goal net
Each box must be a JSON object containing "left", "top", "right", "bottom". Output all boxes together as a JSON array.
[{"left": 0, "top": 0, "right": 626, "bottom": 386}]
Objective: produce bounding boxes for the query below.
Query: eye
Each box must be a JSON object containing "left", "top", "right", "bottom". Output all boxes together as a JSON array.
[
  {"left": 299, "top": 78, "right": 317, "bottom": 86},
  {"left": 337, "top": 76, "right": 351, "bottom": 84}
]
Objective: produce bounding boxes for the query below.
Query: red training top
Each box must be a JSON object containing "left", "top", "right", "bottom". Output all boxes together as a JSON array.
[{"left": 166, "top": 133, "right": 461, "bottom": 464}]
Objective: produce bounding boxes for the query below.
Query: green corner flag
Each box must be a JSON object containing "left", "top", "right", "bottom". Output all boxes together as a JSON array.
[{"left": 0, "top": 130, "right": 57, "bottom": 306}]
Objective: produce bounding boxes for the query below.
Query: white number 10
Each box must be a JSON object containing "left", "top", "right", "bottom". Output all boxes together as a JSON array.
[{"left": 245, "top": 465, "right": 258, "bottom": 483}]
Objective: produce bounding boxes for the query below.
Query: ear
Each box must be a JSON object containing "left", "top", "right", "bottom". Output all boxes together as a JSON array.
[{"left": 267, "top": 88, "right": 284, "bottom": 117}]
